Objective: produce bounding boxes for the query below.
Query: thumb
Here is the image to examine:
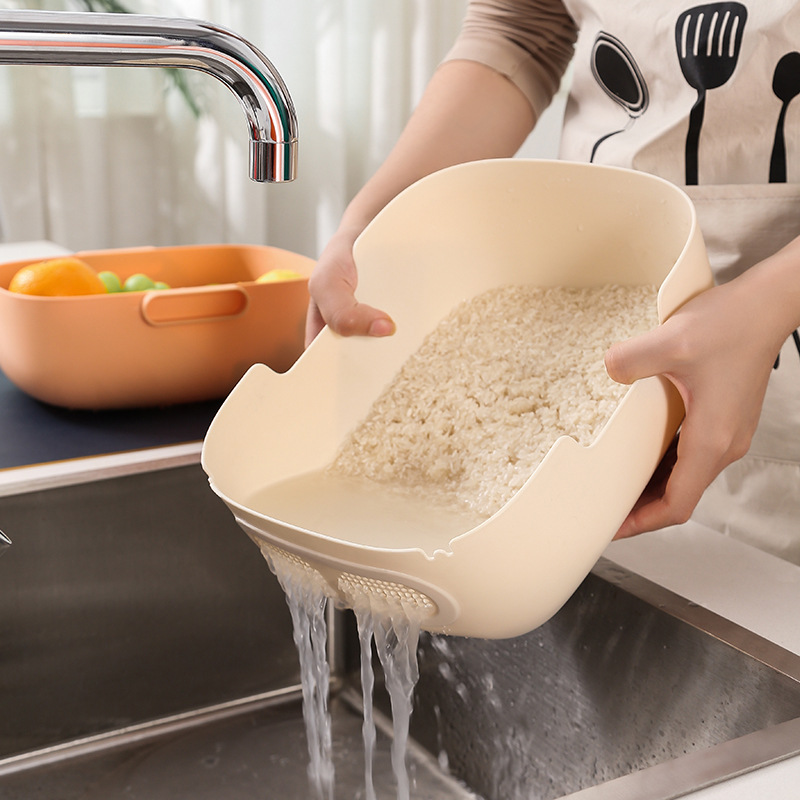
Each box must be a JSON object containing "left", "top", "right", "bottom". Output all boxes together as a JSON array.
[
  {"left": 306, "top": 293, "right": 395, "bottom": 345},
  {"left": 328, "top": 300, "right": 396, "bottom": 338},
  {"left": 306, "top": 260, "right": 395, "bottom": 342},
  {"left": 604, "top": 325, "right": 670, "bottom": 385}
]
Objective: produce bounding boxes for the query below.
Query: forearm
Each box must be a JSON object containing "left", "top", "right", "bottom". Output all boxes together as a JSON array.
[{"left": 337, "top": 59, "right": 536, "bottom": 238}]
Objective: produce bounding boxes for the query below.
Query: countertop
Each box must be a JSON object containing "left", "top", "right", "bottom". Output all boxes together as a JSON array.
[
  {"left": 0, "top": 366, "right": 219, "bottom": 467},
  {"left": 0, "top": 241, "right": 221, "bottom": 495}
]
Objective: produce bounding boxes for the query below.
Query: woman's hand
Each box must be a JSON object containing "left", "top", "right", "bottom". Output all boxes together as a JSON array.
[
  {"left": 606, "top": 275, "right": 787, "bottom": 539},
  {"left": 304, "top": 60, "right": 537, "bottom": 346},
  {"left": 305, "top": 228, "right": 395, "bottom": 346}
]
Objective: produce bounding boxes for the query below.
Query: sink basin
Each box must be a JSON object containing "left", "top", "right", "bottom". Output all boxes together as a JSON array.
[
  {"left": 3, "top": 544, "right": 799, "bottom": 799},
  {"left": 403, "top": 558, "right": 800, "bottom": 799}
]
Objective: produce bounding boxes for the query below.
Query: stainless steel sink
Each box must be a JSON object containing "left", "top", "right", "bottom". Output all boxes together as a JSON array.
[
  {"left": 2, "top": 456, "right": 800, "bottom": 800},
  {"left": 404, "top": 558, "right": 800, "bottom": 799},
  {"left": 0, "top": 462, "right": 475, "bottom": 800}
]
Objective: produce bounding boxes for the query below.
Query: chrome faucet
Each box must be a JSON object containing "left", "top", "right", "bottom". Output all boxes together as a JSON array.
[
  {"left": 0, "top": 9, "right": 297, "bottom": 182},
  {"left": 0, "top": 529, "right": 10, "bottom": 557}
]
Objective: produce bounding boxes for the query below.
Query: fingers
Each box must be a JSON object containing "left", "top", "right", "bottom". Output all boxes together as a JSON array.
[
  {"left": 613, "top": 438, "right": 705, "bottom": 538},
  {"left": 612, "top": 437, "right": 681, "bottom": 539},
  {"left": 326, "top": 299, "right": 395, "bottom": 338},
  {"left": 614, "top": 405, "right": 749, "bottom": 539},
  {"left": 304, "top": 243, "right": 395, "bottom": 345},
  {"left": 305, "top": 295, "right": 395, "bottom": 345}
]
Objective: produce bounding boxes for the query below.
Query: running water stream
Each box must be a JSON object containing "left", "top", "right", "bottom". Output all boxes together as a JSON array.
[
  {"left": 353, "top": 592, "right": 427, "bottom": 800},
  {"left": 266, "top": 551, "right": 335, "bottom": 800},
  {"left": 262, "top": 546, "right": 429, "bottom": 800}
]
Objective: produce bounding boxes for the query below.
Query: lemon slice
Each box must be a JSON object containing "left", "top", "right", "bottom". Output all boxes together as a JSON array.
[{"left": 255, "top": 268, "right": 305, "bottom": 283}]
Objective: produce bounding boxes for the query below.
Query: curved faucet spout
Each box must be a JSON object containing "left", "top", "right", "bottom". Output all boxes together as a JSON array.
[{"left": 0, "top": 9, "right": 298, "bottom": 182}]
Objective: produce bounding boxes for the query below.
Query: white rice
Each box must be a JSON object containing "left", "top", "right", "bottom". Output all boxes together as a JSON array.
[{"left": 329, "top": 284, "right": 658, "bottom": 518}]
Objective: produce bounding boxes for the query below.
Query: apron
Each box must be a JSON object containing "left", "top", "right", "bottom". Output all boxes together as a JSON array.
[{"left": 558, "top": 1, "right": 800, "bottom": 562}]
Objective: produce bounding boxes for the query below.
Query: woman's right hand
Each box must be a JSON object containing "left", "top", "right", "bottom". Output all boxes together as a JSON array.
[
  {"left": 304, "top": 227, "right": 396, "bottom": 346},
  {"left": 304, "top": 60, "right": 538, "bottom": 347}
]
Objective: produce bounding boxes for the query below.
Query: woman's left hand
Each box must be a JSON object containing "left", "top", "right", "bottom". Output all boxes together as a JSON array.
[{"left": 605, "top": 273, "right": 786, "bottom": 539}]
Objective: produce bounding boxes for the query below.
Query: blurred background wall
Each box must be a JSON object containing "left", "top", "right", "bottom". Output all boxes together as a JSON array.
[{"left": 0, "top": 0, "right": 568, "bottom": 258}]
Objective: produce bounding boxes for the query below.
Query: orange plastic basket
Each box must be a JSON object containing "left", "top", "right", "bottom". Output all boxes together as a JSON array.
[{"left": 0, "top": 244, "right": 312, "bottom": 409}]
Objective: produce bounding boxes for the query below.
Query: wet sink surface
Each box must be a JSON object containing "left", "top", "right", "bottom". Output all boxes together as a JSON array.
[
  {"left": 3, "top": 559, "right": 800, "bottom": 800},
  {"left": 0, "top": 695, "right": 475, "bottom": 800},
  {"left": 406, "top": 559, "right": 800, "bottom": 799}
]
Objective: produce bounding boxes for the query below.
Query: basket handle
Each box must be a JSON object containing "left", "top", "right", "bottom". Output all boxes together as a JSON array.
[{"left": 141, "top": 284, "right": 249, "bottom": 326}]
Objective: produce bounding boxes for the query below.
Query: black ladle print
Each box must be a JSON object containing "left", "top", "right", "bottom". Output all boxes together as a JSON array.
[
  {"left": 590, "top": 32, "right": 649, "bottom": 162},
  {"left": 675, "top": 3, "right": 748, "bottom": 185},
  {"left": 769, "top": 52, "right": 800, "bottom": 183}
]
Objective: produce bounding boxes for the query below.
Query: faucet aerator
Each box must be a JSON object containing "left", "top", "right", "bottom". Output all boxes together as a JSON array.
[{"left": 251, "top": 140, "right": 298, "bottom": 183}]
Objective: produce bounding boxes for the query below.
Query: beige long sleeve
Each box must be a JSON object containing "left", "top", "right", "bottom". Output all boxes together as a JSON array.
[{"left": 443, "top": 0, "right": 578, "bottom": 119}]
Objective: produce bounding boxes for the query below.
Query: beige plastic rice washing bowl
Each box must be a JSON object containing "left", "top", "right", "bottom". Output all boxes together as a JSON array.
[{"left": 201, "top": 159, "right": 713, "bottom": 639}]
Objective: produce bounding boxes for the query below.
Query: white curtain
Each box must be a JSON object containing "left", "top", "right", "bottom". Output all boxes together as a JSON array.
[{"left": 0, "top": 0, "right": 469, "bottom": 258}]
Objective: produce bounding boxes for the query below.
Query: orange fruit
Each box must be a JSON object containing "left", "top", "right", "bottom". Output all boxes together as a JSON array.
[{"left": 8, "top": 257, "right": 107, "bottom": 296}]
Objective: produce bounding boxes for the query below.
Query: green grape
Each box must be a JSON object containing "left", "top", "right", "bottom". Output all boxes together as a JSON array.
[
  {"left": 97, "top": 270, "right": 123, "bottom": 293},
  {"left": 123, "top": 273, "right": 157, "bottom": 292}
]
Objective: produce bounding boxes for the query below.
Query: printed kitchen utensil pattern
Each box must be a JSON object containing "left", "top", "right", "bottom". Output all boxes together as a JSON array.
[
  {"left": 590, "top": 31, "right": 650, "bottom": 162},
  {"left": 675, "top": 3, "right": 748, "bottom": 185}
]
